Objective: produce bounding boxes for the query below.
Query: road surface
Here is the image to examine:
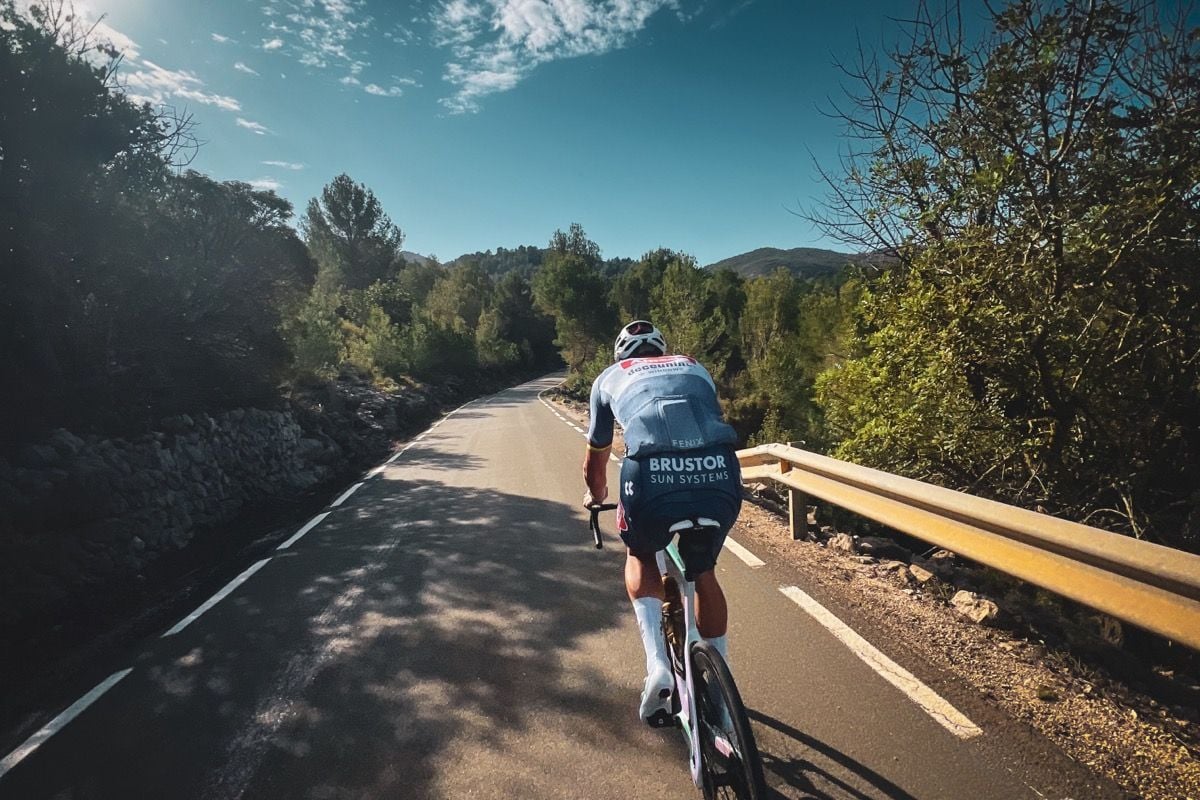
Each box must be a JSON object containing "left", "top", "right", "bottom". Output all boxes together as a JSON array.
[{"left": 0, "top": 375, "right": 1122, "bottom": 799}]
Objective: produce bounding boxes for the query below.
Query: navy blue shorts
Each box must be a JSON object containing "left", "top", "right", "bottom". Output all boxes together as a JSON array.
[{"left": 617, "top": 444, "right": 742, "bottom": 580}]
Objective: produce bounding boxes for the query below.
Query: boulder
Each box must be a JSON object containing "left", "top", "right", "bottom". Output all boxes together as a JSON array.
[
  {"left": 951, "top": 590, "right": 1001, "bottom": 625},
  {"left": 908, "top": 563, "right": 935, "bottom": 584},
  {"left": 21, "top": 443, "right": 61, "bottom": 468},
  {"left": 47, "top": 429, "right": 85, "bottom": 458}
]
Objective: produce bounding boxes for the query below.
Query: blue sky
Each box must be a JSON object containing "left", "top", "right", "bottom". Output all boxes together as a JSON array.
[{"left": 54, "top": 0, "right": 911, "bottom": 264}]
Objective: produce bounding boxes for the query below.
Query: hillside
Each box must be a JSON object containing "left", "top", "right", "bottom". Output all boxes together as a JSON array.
[{"left": 703, "top": 246, "right": 879, "bottom": 279}]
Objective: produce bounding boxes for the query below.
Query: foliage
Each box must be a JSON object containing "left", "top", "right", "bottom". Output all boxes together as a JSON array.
[
  {"left": 532, "top": 225, "right": 617, "bottom": 371},
  {"left": 809, "top": 0, "right": 1200, "bottom": 548},
  {"left": 303, "top": 174, "right": 405, "bottom": 291}
]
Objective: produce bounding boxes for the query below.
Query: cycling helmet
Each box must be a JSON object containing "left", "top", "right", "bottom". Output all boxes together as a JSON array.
[{"left": 614, "top": 320, "right": 667, "bottom": 361}]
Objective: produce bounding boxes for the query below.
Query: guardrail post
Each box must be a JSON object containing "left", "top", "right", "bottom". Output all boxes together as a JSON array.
[{"left": 788, "top": 489, "right": 807, "bottom": 541}]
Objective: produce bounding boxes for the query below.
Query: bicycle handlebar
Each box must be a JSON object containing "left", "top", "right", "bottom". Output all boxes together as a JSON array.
[{"left": 585, "top": 502, "right": 619, "bottom": 549}]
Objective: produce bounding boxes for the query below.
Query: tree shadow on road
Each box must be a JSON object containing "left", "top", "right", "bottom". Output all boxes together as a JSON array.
[{"left": 1, "top": 477, "right": 686, "bottom": 799}]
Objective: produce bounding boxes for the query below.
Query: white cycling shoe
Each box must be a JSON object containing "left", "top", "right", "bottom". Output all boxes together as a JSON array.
[{"left": 639, "top": 663, "right": 674, "bottom": 726}]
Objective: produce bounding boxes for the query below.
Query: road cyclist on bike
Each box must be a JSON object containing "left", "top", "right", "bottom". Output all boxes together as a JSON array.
[{"left": 582, "top": 320, "right": 743, "bottom": 725}]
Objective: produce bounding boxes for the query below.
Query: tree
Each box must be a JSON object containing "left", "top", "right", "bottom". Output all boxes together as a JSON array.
[
  {"left": 423, "top": 262, "right": 493, "bottom": 335},
  {"left": 809, "top": 0, "right": 1200, "bottom": 548},
  {"left": 532, "top": 225, "right": 617, "bottom": 372},
  {"left": 303, "top": 174, "right": 404, "bottom": 290},
  {"left": 612, "top": 248, "right": 674, "bottom": 320}
]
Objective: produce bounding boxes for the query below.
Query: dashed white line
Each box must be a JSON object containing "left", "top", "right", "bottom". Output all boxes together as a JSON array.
[
  {"left": 161, "top": 559, "right": 272, "bottom": 637},
  {"left": 276, "top": 512, "right": 331, "bottom": 551},
  {"left": 723, "top": 537, "right": 765, "bottom": 567},
  {"left": 0, "top": 668, "right": 134, "bottom": 779},
  {"left": 330, "top": 482, "right": 364, "bottom": 507},
  {"left": 779, "top": 585, "right": 982, "bottom": 739}
]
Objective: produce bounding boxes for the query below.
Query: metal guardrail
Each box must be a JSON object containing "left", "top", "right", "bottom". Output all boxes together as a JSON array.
[{"left": 738, "top": 443, "right": 1200, "bottom": 650}]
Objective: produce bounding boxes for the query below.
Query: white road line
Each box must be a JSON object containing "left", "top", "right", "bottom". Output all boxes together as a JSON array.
[
  {"left": 276, "top": 512, "right": 331, "bottom": 551},
  {"left": 723, "top": 537, "right": 765, "bottom": 567},
  {"left": 330, "top": 482, "right": 364, "bottom": 507},
  {"left": 779, "top": 585, "right": 983, "bottom": 739},
  {"left": 162, "top": 559, "right": 272, "bottom": 637},
  {"left": 0, "top": 668, "right": 134, "bottom": 779},
  {"left": 365, "top": 463, "right": 388, "bottom": 479}
]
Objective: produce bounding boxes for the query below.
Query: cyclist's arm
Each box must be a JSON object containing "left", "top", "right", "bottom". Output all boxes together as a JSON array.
[{"left": 583, "top": 375, "right": 614, "bottom": 500}]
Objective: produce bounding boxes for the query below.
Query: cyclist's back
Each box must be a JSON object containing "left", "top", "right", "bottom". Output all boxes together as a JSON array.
[{"left": 582, "top": 320, "right": 742, "bottom": 725}]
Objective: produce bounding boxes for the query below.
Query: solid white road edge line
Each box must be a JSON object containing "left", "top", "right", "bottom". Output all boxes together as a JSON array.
[
  {"left": 161, "top": 558, "right": 273, "bottom": 637},
  {"left": 779, "top": 585, "right": 983, "bottom": 740},
  {"left": 0, "top": 668, "right": 134, "bottom": 779},
  {"left": 330, "top": 482, "right": 364, "bottom": 507},
  {"left": 276, "top": 512, "right": 331, "bottom": 551},
  {"left": 723, "top": 537, "right": 765, "bottom": 567}
]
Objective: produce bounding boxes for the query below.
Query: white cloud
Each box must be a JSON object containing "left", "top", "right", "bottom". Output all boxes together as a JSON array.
[
  {"left": 262, "top": 37, "right": 284, "bottom": 50},
  {"left": 364, "top": 83, "right": 403, "bottom": 97},
  {"left": 237, "top": 117, "right": 272, "bottom": 135},
  {"left": 258, "top": 0, "right": 371, "bottom": 70},
  {"left": 340, "top": 74, "right": 361, "bottom": 85},
  {"left": 248, "top": 177, "right": 283, "bottom": 191},
  {"left": 431, "top": 0, "right": 678, "bottom": 113},
  {"left": 124, "top": 60, "right": 242, "bottom": 111},
  {"left": 263, "top": 160, "right": 305, "bottom": 170},
  {"left": 211, "top": 33, "right": 231, "bottom": 43},
  {"left": 234, "top": 62, "right": 260, "bottom": 75}
]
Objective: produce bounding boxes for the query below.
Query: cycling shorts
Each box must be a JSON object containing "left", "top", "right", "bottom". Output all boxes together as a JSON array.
[{"left": 616, "top": 444, "right": 742, "bottom": 580}]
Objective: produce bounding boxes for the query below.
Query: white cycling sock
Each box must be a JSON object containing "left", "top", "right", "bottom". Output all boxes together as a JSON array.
[
  {"left": 632, "top": 597, "right": 670, "bottom": 674},
  {"left": 704, "top": 634, "right": 729, "bottom": 665}
]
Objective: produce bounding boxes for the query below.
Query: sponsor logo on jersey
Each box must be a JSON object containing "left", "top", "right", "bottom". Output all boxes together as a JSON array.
[
  {"left": 647, "top": 454, "right": 731, "bottom": 486},
  {"left": 618, "top": 354, "right": 698, "bottom": 372}
]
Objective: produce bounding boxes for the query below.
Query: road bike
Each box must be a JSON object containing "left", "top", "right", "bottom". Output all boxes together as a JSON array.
[{"left": 588, "top": 504, "right": 767, "bottom": 800}]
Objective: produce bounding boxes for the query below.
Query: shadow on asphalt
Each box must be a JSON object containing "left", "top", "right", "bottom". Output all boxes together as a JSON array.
[
  {"left": 2, "top": 476, "right": 651, "bottom": 798},
  {"left": 392, "top": 445, "right": 486, "bottom": 472},
  {"left": 748, "top": 708, "right": 918, "bottom": 800}
]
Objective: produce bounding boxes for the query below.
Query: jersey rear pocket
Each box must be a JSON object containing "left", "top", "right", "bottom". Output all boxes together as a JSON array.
[{"left": 656, "top": 396, "right": 705, "bottom": 451}]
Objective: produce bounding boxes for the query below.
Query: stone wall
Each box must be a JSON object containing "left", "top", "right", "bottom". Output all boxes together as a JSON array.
[{"left": 0, "top": 376, "right": 441, "bottom": 629}]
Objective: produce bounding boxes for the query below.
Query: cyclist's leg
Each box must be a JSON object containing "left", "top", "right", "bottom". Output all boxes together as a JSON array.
[
  {"left": 624, "top": 548, "right": 665, "bottom": 602},
  {"left": 618, "top": 458, "right": 674, "bottom": 723},
  {"left": 693, "top": 568, "right": 728, "bottom": 638}
]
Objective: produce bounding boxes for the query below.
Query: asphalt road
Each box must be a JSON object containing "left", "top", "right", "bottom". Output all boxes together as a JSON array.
[{"left": 0, "top": 375, "right": 1124, "bottom": 799}]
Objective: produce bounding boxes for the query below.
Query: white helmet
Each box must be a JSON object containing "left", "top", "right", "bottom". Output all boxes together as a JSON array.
[{"left": 614, "top": 320, "right": 667, "bottom": 361}]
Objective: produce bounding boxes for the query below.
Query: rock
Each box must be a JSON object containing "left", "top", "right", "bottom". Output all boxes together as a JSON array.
[
  {"left": 951, "top": 590, "right": 1001, "bottom": 625},
  {"left": 928, "top": 549, "right": 958, "bottom": 577},
  {"left": 856, "top": 536, "right": 912, "bottom": 561},
  {"left": 908, "top": 564, "right": 935, "bottom": 584},
  {"left": 47, "top": 429, "right": 86, "bottom": 457},
  {"left": 160, "top": 414, "right": 195, "bottom": 434},
  {"left": 829, "top": 532, "right": 857, "bottom": 553},
  {"left": 21, "top": 443, "right": 61, "bottom": 468}
]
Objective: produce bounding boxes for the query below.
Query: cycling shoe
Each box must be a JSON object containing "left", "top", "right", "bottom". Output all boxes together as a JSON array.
[{"left": 640, "top": 664, "right": 674, "bottom": 725}]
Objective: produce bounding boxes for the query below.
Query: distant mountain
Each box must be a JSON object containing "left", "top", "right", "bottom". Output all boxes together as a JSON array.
[
  {"left": 400, "top": 251, "right": 436, "bottom": 267},
  {"left": 703, "top": 247, "right": 887, "bottom": 279}
]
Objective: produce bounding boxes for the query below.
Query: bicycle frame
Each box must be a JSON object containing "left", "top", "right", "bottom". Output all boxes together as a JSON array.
[{"left": 657, "top": 541, "right": 706, "bottom": 788}]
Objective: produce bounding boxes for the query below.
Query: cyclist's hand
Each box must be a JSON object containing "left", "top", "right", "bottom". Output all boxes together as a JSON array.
[{"left": 583, "top": 486, "right": 608, "bottom": 508}]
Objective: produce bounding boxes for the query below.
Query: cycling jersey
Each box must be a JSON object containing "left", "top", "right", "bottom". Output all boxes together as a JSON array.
[{"left": 586, "top": 355, "right": 737, "bottom": 458}]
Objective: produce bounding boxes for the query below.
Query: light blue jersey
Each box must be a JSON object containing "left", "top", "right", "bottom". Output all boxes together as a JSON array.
[{"left": 586, "top": 355, "right": 737, "bottom": 458}]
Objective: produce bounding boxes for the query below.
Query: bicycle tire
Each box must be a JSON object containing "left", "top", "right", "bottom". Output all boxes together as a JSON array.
[{"left": 689, "top": 641, "right": 767, "bottom": 800}]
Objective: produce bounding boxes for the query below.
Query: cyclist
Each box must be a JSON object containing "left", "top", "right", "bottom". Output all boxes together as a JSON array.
[{"left": 583, "top": 320, "right": 742, "bottom": 724}]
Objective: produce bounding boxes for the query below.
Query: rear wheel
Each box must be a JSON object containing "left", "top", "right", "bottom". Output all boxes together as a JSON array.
[{"left": 690, "top": 641, "right": 766, "bottom": 800}]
